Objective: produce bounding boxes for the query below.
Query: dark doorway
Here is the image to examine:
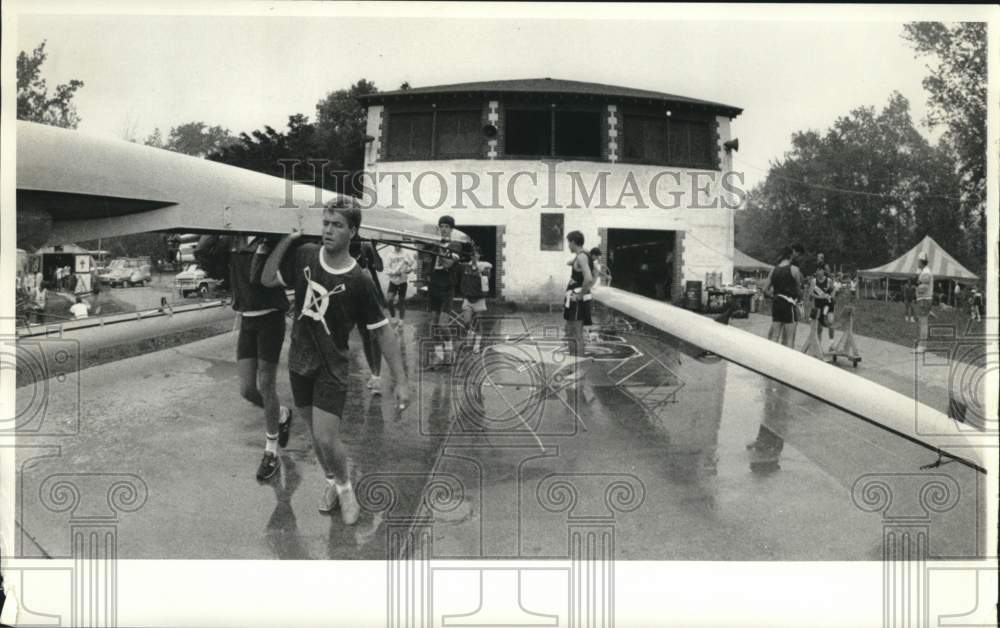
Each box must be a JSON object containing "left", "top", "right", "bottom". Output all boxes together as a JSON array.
[
  {"left": 606, "top": 229, "right": 676, "bottom": 300},
  {"left": 456, "top": 225, "right": 498, "bottom": 298}
]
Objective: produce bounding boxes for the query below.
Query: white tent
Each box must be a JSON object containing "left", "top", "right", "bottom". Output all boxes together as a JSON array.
[
  {"left": 858, "top": 235, "right": 978, "bottom": 303},
  {"left": 858, "top": 235, "right": 978, "bottom": 282}
]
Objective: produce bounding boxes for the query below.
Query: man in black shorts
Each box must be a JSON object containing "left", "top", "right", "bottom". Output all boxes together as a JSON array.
[
  {"left": 262, "top": 197, "right": 409, "bottom": 525},
  {"left": 764, "top": 246, "right": 802, "bottom": 347},
  {"left": 563, "top": 231, "right": 596, "bottom": 381},
  {"left": 427, "top": 215, "right": 463, "bottom": 365},
  {"left": 228, "top": 234, "right": 293, "bottom": 482}
]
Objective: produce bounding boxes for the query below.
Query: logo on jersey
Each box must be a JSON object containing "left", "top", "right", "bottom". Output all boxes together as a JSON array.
[{"left": 299, "top": 266, "right": 345, "bottom": 335}]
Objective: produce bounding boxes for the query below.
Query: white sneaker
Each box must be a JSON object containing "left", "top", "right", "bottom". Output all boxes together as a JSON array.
[
  {"left": 370, "top": 375, "right": 382, "bottom": 396},
  {"left": 339, "top": 485, "right": 361, "bottom": 525},
  {"left": 367, "top": 375, "right": 378, "bottom": 390},
  {"left": 318, "top": 482, "right": 339, "bottom": 513}
]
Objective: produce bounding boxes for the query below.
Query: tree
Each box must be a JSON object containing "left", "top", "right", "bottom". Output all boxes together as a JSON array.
[
  {"left": 315, "top": 79, "right": 378, "bottom": 176},
  {"left": 17, "top": 41, "right": 85, "bottom": 128},
  {"left": 209, "top": 79, "right": 378, "bottom": 195},
  {"left": 144, "top": 128, "right": 165, "bottom": 148},
  {"left": 163, "top": 122, "right": 236, "bottom": 157},
  {"left": 737, "top": 93, "right": 968, "bottom": 271},
  {"left": 903, "top": 22, "right": 987, "bottom": 268}
]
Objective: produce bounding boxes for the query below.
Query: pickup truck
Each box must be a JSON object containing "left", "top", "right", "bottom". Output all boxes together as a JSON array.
[{"left": 174, "top": 264, "right": 223, "bottom": 297}]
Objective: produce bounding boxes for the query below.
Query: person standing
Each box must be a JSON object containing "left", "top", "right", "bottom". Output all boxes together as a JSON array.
[
  {"left": 589, "top": 247, "right": 611, "bottom": 287},
  {"left": 355, "top": 239, "right": 387, "bottom": 396},
  {"left": 914, "top": 251, "right": 934, "bottom": 353},
  {"left": 23, "top": 270, "right": 35, "bottom": 299},
  {"left": 970, "top": 287, "right": 983, "bottom": 322},
  {"left": 261, "top": 197, "right": 409, "bottom": 525},
  {"left": 563, "top": 231, "right": 596, "bottom": 381},
  {"left": 385, "top": 243, "right": 414, "bottom": 326},
  {"left": 902, "top": 278, "right": 916, "bottom": 323},
  {"left": 458, "top": 246, "right": 490, "bottom": 353},
  {"left": 764, "top": 247, "right": 802, "bottom": 348},
  {"left": 426, "top": 215, "right": 463, "bottom": 366},
  {"left": 810, "top": 265, "right": 835, "bottom": 352},
  {"left": 32, "top": 281, "right": 48, "bottom": 323},
  {"left": 227, "top": 234, "right": 294, "bottom": 481}
]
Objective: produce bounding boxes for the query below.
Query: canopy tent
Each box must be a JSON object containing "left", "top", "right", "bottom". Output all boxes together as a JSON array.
[
  {"left": 34, "top": 243, "right": 93, "bottom": 255},
  {"left": 733, "top": 248, "right": 774, "bottom": 273},
  {"left": 858, "top": 235, "right": 978, "bottom": 282},
  {"left": 858, "top": 235, "right": 979, "bottom": 304}
]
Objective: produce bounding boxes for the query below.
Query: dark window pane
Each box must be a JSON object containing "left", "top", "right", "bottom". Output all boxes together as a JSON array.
[
  {"left": 506, "top": 109, "right": 552, "bottom": 157},
  {"left": 554, "top": 110, "right": 602, "bottom": 158},
  {"left": 645, "top": 118, "right": 668, "bottom": 162},
  {"left": 668, "top": 119, "right": 690, "bottom": 164},
  {"left": 688, "top": 121, "right": 712, "bottom": 166},
  {"left": 435, "top": 110, "right": 482, "bottom": 158},
  {"left": 623, "top": 118, "right": 645, "bottom": 160},
  {"left": 540, "top": 213, "right": 564, "bottom": 251},
  {"left": 387, "top": 112, "right": 433, "bottom": 160},
  {"left": 669, "top": 119, "right": 712, "bottom": 167},
  {"left": 623, "top": 116, "right": 667, "bottom": 163}
]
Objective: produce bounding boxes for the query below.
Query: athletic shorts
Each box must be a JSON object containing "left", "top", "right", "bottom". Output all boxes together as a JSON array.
[
  {"left": 811, "top": 300, "right": 832, "bottom": 326},
  {"left": 429, "top": 290, "right": 452, "bottom": 314},
  {"left": 236, "top": 310, "right": 286, "bottom": 363},
  {"left": 771, "top": 297, "right": 797, "bottom": 325},
  {"left": 916, "top": 299, "right": 932, "bottom": 317},
  {"left": 289, "top": 368, "right": 347, "bottom": 417},
  {"left": 387, "top": 281, "right": 408, "bottom": 300},
  {"left": 563, "top": 299, "right": 593, "bottom": 326},
  {"left": 462, "top": 298, "right": 487, "bottom": 313}
]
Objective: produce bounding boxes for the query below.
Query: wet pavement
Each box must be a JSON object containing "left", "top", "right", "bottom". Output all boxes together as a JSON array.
[{"left": 15, "top": 306, "right": 985, "bottom": 561}]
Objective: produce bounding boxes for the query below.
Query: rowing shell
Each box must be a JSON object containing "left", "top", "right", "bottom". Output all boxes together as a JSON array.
[
  {"left": 16, "top": 121, "right": 469, "bottom": 249},
  {"left": 596, "top": 286, "right": 989, "bottom": 472}
]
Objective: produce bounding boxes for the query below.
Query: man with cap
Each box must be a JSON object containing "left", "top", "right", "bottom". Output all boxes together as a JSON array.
[{"left": 914, "top": 251, "right": 933, "bottom": 353}]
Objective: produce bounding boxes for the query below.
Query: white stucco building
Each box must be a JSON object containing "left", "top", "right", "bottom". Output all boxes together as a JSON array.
[{"left": 358, "top": 78, "right": 743, "bottom": 303}]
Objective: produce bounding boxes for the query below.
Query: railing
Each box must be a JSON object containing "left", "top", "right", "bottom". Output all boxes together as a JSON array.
[{"left": 16, "top": 297, "right": 230, "bottom": 339}]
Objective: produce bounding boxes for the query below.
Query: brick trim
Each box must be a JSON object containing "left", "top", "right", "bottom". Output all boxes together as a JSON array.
[
  {"left": 607, "top": 104, "right": 618, "bottom": 163},
  {"left": 672, "top": 231, "right": 685, "bottom": 303},
  {"left": 495, "top": 224, "right": 506, "bottom": 298}
]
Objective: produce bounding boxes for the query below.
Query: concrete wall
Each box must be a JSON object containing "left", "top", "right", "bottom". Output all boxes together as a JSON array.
[
  {"left": 364, "top": 158, "right": 736, "bottom": 302},
  {"left": 363, "top": 100, "right": 740, "bottom": 302}
]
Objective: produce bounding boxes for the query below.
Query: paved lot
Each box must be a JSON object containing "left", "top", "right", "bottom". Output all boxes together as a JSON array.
[{"left": 15, "top": 307, "right": 986, "bottom": 561}]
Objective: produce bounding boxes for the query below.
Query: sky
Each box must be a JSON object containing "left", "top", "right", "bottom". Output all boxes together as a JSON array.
[{"left": 15, "top": 6, "right": 971, "bottom": 189}]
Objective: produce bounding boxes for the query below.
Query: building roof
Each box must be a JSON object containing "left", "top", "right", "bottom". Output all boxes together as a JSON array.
[
  {"left": 359, "top": 77, "right": 742, "bottom": 118},
  {"left": 858, "top": 235, "right": 979, "bottom": 282}
]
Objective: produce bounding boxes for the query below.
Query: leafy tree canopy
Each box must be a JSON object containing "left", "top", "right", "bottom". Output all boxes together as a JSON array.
[
  {"left": 902, "top": 21, "right": 986, "bottom": 262},
  {"left": 17, "top": 41, "right": 85, "bottom": 128},
  {"left": 736, "top": 93, "right": 972, "bottom": 272}
]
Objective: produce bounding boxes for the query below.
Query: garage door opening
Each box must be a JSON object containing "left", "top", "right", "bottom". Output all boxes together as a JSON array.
[
  {"left": 456, "top": 225, "right": 499, "bottom": 298},
  {"left": 606, "top": 229, "right": 677, "bottom": 300}
]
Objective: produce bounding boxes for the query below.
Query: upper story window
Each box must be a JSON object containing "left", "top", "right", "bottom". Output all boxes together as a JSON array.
[
  {"left": 386, "top": 112, "right": 433, "bottom": 160},
  {"left": 385, "top": 108, "right": 481, "bottom": 161},
  {"left": 435, "top": 110, "right": 482, "bottom": 158},
  {"left": 555, "top": 111, "right": 602, "bottom": 159},
  {"left": 505, "top": 107, "right": 602, "bottom": 160},
  {"left": 623, "top": 111, "right": 716, "bottom": 169}
]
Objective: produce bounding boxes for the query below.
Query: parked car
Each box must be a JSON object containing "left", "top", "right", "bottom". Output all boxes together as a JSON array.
[
  {"left": 104, "top": 259, "right": 152, "bottom": 288},
  {"left": 174, "top": 264, "right": 222, "bottom": 297}
]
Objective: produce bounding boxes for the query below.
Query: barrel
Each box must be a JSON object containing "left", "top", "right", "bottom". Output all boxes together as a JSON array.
[{"left": 684, "top": 280, "right": 703, "bottom": 311}]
